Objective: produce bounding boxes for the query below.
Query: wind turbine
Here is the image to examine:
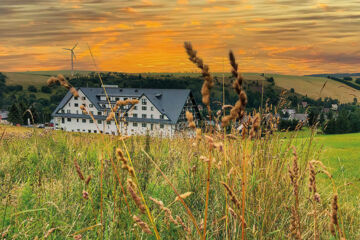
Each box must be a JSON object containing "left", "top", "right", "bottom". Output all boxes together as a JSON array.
[{"left": 63, "top": 42, "right": 78, "bottom": 76}]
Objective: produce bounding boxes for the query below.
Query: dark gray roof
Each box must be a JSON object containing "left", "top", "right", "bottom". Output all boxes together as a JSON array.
[{"left": 52, "top": 87, "right": 194, "bottom": 124}]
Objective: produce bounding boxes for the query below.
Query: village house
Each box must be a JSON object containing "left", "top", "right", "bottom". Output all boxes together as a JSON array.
[
  {"left": 52, "top": 86, "right": 201, "bottom": 137},
  {"left": 0, "top": 110, "right": 9, "bottom": 124}
]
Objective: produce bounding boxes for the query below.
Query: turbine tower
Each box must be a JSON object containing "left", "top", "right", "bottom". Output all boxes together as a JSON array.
[{"left": 63, "top": 42, "right": 78, "bottom": 76}]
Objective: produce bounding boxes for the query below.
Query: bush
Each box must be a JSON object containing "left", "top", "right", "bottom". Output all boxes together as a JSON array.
[
  {"left": 6, "top": 85, "right": 23, "bottom": 91},
  {"left": 28, "top": 85, "right": 37, "bottom": 92},
  {"left": 41, "top": 86, "right": 52, "bottom": 93},
  {"left": 266, "top": 76, "right": 274, "bottom": 83},
  {"left": 343, "top": 76, "right": 352, "bottom": 81},
  {"left": 279, "top": 119, "right": 299, "bottom": 131}
]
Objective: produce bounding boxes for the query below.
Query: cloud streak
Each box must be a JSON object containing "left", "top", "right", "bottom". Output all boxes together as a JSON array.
[{"left": 0, "top": 0, "right": 360, "bottom": 74}]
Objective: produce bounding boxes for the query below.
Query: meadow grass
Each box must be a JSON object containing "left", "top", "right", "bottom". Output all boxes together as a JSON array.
[
  {"left": 1, "top": 44, "right": 359, "bottom": 240},
  {"left": 0, "top": 125, "right": 359, "bottom": 239}
]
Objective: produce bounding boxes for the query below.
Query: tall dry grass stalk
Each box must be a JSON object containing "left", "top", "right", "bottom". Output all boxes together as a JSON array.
[
  {"left": 289, "top": 147, "right": 301, "bottom": 240},
  {"left": 184, "top": 42, "right": 214, "bottom": 118},
  {"left": 221, "top": 51, "right": 247, "bottom": 127}
]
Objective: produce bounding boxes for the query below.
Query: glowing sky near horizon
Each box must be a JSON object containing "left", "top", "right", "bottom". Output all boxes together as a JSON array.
[{"left": 1, "top": 0, "right": 360, "bottom": 75}]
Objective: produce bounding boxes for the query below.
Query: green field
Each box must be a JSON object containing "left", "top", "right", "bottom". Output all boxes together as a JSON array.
[
  {"left": 3, "top": 71, "right": 359, "bottom": 103},
  {"left": 0, "top": 125, "right": 359, "bottom": 239}
]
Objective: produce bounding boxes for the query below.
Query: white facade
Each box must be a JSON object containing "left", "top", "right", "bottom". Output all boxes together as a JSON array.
[{"left": 53, "top": 88, "right": 199, "bottom": 137}]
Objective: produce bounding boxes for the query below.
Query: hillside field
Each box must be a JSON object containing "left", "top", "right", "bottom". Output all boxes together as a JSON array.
[{"left": 3, "top": 71, "right": 360, "bottom": 103}]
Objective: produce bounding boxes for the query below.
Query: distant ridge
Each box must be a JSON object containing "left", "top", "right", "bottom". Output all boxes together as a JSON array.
[{"left": 306, "top": 73, "right": 360, "bottom": 78}]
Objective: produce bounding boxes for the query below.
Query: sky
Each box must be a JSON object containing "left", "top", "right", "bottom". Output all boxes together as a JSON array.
[{"left": 1, "top": 0, "right": 360, "bottom": 75}]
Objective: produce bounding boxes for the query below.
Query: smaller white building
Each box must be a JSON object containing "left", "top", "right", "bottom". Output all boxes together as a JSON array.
[
  {"left": 0, "top": 110, "right": 9, "bottom": 124},
  {"left": 51, "top": 87, "right": 201, "bottom": 137}
]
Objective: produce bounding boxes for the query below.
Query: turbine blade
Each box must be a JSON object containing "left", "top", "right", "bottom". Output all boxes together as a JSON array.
[{"left": 72, "top": 42, "right": 78, "bottom": 50}]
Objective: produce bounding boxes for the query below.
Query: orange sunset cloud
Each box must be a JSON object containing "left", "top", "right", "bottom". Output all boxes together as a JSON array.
[{"left": 0, "top": 0, "right": 359, "bottom": 75}]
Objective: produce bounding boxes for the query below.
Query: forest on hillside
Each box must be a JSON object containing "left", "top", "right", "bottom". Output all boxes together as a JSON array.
[{"left": 2, "top": 71, "right": 360, "bottom": 134}]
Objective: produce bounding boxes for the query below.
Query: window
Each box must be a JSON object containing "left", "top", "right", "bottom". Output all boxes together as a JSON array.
[
  {"left": 67, "top": 110, "right": 71, "bottom": 113},
  {"left": 142, "top": 123, "right": 146, "bottom": 128},
  {"left": 68, "top": 103, "right": 71, "bottom": 107},
  {"left": 82, "top": 119, "right": 86, "bottom": 123},
  {"left": 133, "top": 122, "right": 138, "bottom": 127},
  {"left": 89, "top": 104, "right": 93, "bottom": 108},
  {"left": 142, "top": 106, "right": 147, "bottom": 110},
  {"left": 82, "top": 97, "right": 86, "bottom": 100},
  {"left": 160, "top": 114, "right": 164, "bottom": 119},
  {"left": 98, "top": 120, "right": 102, "bottom": 124},
  {"left": 142, "top": 99, "right": 147, "bottom": 105},
  {"left": 76, "top": 110, "right": 79, "bottom": 114},
  {"left": 61, "top": 110, "right": 65, "bottom": 113},
  {"left": 67, "top": 118, "right": 71, "bottom": 122},
  {"left": 134, "top": 106, "right": 137, "bottom": 110},
  {"left": 90, "top": 119, "right": 93, "bottom": 123},
  {"left": 74, "top": 97, "right": 78, "bottom": 100},
  {"left": 94, "top": 130, "right": 97, "bottom": 133},
  {"left": 142, "top": 114, "right": 146, "bottom": 118},
  {"left": 115, "top": 97, "right": 119, "bottom": 101},
  {"left": 160, "top": 124, "right": 164, "bottom": 129},
  {"left": 107, "top": 121, "right": 111, "bottom": 124},
  {"left": 151, "top": 114, "right": 153, "bottom": 119},
  {"left": 77, "top": 119, "right": 79, "bottom": 122},
  {"left": 88, "top": 130, "right": 91, "bottom": 133},
  {"left": 151, "top": 107, "right": 154, "bottom": 111},
  {"left": 133, "top": 113, "right": 138, "bottom": 118},
  {"left": 98, "top": 112, "right": 102, "bottom": 116},
  {"left": 77, "top": 129, "right": 80, "bottom": 132},
  {"left": 75, "top": 103, "right": 79, "bottom": 107},
  {"left": 62, "top": 118, "right": 65, "bottom": 123}
]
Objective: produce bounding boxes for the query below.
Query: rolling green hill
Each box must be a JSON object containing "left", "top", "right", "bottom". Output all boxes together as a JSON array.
[{"left": 3, "top": 71, "right": 359, "bottom": 103}]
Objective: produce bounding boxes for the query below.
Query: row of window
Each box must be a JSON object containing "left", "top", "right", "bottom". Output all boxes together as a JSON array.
[
  {"left": 98, "top": 97, "right": 147, "bottom": 104},
  {"left": 132, "top": 113, "right": 165, "bottom": 119},
  {"left": 62, "top": 118, "right": 111, "bottom": 124},
  {"left": 61, "top": 108, "right": 164, "bottom": 119},
  {"left": 61, "top": 117, "right": 164, "bottom": 128},
  {"left": 131, "top": 122, "right": 164, "bottom": 128}
]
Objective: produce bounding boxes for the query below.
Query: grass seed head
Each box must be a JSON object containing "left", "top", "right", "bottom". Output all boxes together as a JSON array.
[
  {"left": 133, "top": 215, "right": 152, "bottom": 234},
  {"left": 127, "top": 179, "right": 146, "bottom": 214},
  {"left": 74, "top": 158, "right": 85, "bottom": 181}
]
